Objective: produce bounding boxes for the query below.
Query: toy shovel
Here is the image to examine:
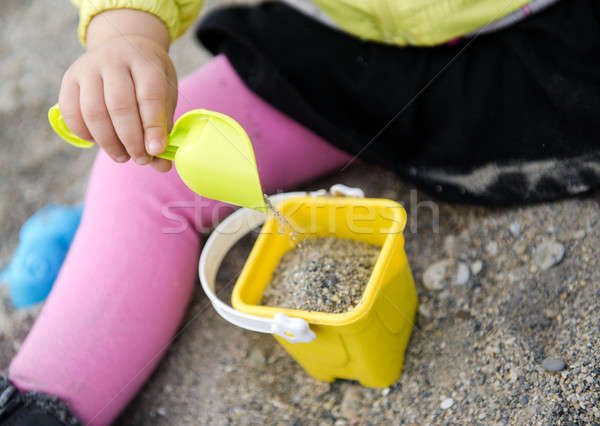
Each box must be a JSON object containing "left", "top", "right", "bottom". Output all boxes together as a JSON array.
[{"left": 48, "top": 104, "right": 267, "bottom": 212}]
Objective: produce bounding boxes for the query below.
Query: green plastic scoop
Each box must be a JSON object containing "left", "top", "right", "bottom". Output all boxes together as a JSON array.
[{"left": 48, "top": 104, "right": 267, "bottom": 212}]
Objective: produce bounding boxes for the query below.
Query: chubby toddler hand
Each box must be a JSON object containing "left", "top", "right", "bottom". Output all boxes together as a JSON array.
[{"left": 58, "top": 9, "right": 177, "bottom": 172}]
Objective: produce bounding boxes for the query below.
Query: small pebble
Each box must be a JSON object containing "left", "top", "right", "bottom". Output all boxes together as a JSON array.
[
  {"left": 156, "top": 407, "right": 167, "bottom": 417},
  {"left": 513, "top": 240, "right": 528, "bottom": 255},
  {"left": 454, "top": 262, "right": 470, "bottom": 286},
  {"left": 542, "top": 358, "right": 566, "bottom": 372},
  {"left": 486, "top": 241, "right": 499, "bottom": 256},
  {"left": 440, "top": 398, "right": 454, "bottom": 410},
  {"left": 443, "top": 235, "right": 457, "bottom": 258},
  {"left": 423, "top": 259, "right": 453, "bottom": 290},
  {"left": 509, "top": 221, "right": 521, "bottom": 237},
  {"left": 381, "top": 387, "right": 390, "bottom": 396},
  {"left": 471, "top": 260, "right": 483, "bottom": 275},
  {"left": 247, "top": 347, "right": 266, "bottom": 368},
  {"left": 534, "top": 240, "right": 565, "bottom": 270},
  {"left": 341, "top": 387, "right": 362, "bottom": 419},
  {"left": 314, "top": 382, "right": 331, "bottom": 396},
  {"left": 418, "top": 304, "right": 432, "bottom": 319}
]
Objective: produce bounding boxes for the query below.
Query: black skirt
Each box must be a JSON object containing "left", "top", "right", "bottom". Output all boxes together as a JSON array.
[{"left": 196, "top": 0, "right": 600, "bottom": 205}]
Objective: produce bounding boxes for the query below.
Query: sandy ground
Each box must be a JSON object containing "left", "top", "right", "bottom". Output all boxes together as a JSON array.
[{"left": 1, "top": 1, "right": 599, "bottom": 424}]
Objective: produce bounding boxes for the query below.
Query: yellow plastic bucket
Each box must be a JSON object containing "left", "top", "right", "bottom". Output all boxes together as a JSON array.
[{"left": 229, "top": 191, "right": 418, "bottom": 388}]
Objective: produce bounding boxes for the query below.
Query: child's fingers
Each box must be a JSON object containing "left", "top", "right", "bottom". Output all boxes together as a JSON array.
[
  {"left": 58, "top": 75, "right": 94, "bottom": 142},
  {"left": 165, "top": 72, "right": 178, "bottom": 133},
  {"left": 102, "top": 67, "right": 148, "bottom": 165},
  {"left": 79, "top": 74, "right": 130, "bottom": 163},
  {"left": 150, "top": 157, "right": 172, "bottom": 173},
  {"left": 131, "top": 64, "right": 169, "bottom": 157}
]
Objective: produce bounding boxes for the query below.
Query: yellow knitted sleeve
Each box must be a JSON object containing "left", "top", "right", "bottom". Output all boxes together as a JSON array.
[{"left": 71, "top": 0, "right": 203, "bottom": 45}]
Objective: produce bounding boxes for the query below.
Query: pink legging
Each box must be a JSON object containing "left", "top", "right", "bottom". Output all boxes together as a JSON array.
[{"left": 8, "top": 55, "right": 350, "bottom": 425}]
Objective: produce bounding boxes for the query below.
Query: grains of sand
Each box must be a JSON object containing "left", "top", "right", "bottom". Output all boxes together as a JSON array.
[{"left": 261, "top": 237, "right": 380, "bottom": 313}]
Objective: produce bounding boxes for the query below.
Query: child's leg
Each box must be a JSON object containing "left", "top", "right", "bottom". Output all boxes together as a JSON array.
[{"left": 8, "top": 54, "right": 350, "bottom": 425}]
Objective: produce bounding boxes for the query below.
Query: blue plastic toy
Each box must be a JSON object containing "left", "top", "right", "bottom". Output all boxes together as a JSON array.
[{"left": 1, "top": 204, "right": 82, "bottom": 308}]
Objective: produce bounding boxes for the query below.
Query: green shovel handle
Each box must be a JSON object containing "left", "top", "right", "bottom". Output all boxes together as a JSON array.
[
  {"left": 48, "top": 104, "right": 94, "bottom": 149},
  {"left": 48, "top": 104, "right": 174, "bottom": 160}
]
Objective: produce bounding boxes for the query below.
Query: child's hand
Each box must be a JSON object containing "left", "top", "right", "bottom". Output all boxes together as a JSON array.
[{"left": 59, "top": 9, "right": 177, "bottom": 172}]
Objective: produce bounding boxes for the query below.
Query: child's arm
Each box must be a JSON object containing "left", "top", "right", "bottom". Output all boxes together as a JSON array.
[{"left": 59, "top": 9, "right": 177, "bottom": 172}]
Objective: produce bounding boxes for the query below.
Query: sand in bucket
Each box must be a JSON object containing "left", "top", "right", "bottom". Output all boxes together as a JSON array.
[{"left": 261, "top": 237, "right": 380, "bottom": 313}]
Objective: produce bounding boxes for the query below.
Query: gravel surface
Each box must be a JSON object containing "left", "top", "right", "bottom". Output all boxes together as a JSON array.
[
  {"left": 261, "top": 237, "right": 380, "bottom": 313},
  {"left": 2, "top": 1, "right": 600, "bottom": 425}
]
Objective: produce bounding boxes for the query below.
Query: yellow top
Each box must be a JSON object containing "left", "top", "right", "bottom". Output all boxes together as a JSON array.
[
  {"left": 72, "top": 0, "right": 204, "bottom": 44},
  {"left": 73, "top": 0, "right": 531, "bottom": 46},
  {"left": 312, "top": 0, "right": 532, "bottom": 46}
]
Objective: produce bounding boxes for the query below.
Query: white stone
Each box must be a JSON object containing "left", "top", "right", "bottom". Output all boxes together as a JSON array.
[
  {"left": 534, "top": 240, "right": 565, "bottom": 270},
  {"left": 423, "top": 259, "right": 454, "bottom": 291},
  {"left": 454, "top": 262, "right": 470, "bottom": 286},
  {"left": 509, "top": 221, "right": 521, "bottom": 237},
  {"left": 440, "top": 398, "right": 454, "bottom": 410},
  {"left": 486, "top": 241, "right": 499, "bottom": 256},
  {"left": 471, "top": 260, "right": 483, "bottom": 275},
  {"left": 418, "top": 304, "right": 431, "bottom": 319}
]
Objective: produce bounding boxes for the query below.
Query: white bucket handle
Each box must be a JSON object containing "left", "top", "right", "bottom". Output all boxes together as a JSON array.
[{"left": 198, "top": 185, "right": 364, "bottom": 344}]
